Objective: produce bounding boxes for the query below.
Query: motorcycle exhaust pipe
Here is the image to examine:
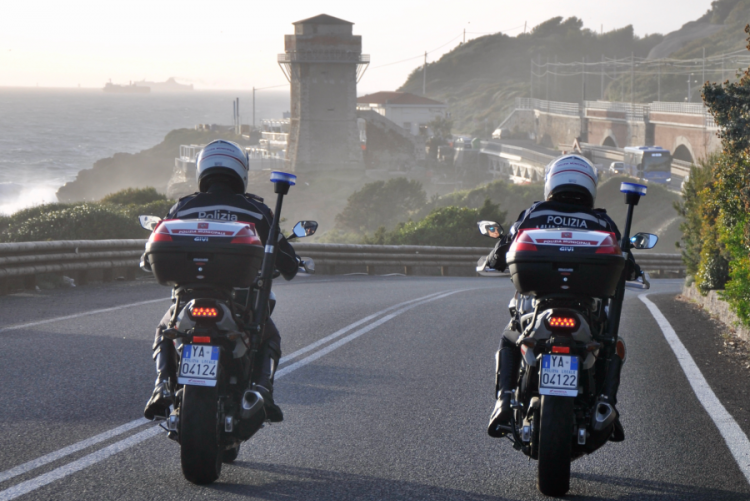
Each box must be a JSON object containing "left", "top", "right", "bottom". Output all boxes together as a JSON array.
[
  {"left": 593, "top": 400, "right": 617, "bottom": 431},
  {"left": 241, "top": 390, "right": 265, "bottom": 420}
]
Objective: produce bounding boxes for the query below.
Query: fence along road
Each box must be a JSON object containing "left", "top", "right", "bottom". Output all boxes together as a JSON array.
[{"left": 0, "top": 240, "right": 686, "bottom": 294}]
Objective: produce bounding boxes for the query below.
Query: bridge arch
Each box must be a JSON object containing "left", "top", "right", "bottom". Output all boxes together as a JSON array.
[
  {"left": 672, "top": 136, "right": 696, "bottom": 164},
  {"left": 601, "top": 131, "right": 617, "bottom": 148}
]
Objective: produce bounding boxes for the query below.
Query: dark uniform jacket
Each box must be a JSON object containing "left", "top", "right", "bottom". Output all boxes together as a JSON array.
[
  {"left": 166, "top": 183, "right": 299, "bottom": 280},
  {"left": 488, "top": 200, "right": 623, "bottom": 272}
]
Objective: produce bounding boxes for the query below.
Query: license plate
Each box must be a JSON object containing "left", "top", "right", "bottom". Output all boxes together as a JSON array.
[
  {"left": 178, "top": 345, "right": 219, "bottom": 387},
  {"left": 540, "top": 354, "right": 579, "bottom": 397}
]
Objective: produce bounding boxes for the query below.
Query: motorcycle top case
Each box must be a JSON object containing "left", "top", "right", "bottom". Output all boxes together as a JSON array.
[
  {"left": 144, "top": 219, "right": 264, "bottom": 287},
  {"left": 506, "top": 228, "right": 625, "bottom": 297}
]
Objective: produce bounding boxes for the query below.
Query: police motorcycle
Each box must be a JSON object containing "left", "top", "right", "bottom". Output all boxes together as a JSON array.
[
  {"left": 139, "top": 172, "right": 316, "bottom": 484},
  {"left": 476, "top": 182, "right": 657, "bottom": 497}
]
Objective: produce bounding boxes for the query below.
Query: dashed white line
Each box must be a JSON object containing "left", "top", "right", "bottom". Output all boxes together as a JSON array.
[
  {"left": 0, "top": 419, "right": 149, "bottom": 484},
  {"left": 0, "top": 427, "right": 162, "bottom": 501},
  {"left": 0, "top": 287, "right": 485, "bottom": 498},
  {"left": 0, "top": 298, "right": 169, "bottom": 334},
  {"left": 640, "top": 294, "right": 750, "bottom": 484}
]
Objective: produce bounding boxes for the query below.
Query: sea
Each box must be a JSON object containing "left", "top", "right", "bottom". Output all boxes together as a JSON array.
[{"left": 0, "top": 87, "right": 289, "bottom": 214}]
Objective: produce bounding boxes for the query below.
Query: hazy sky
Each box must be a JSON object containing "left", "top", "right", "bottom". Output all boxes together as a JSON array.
[{"left": 1, "top": 0, "right": 715, "bottom": 94}]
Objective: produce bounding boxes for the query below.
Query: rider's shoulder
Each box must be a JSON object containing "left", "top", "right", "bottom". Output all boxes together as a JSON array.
[
  {"left": 177, "top": 192, "right": 200, "bottom": 202},
  {"left": 243, "top": 192, "right": 264, "bottom": 203},
  {"left": 592, "top": 207, "right": 608, "bottom": 214}
]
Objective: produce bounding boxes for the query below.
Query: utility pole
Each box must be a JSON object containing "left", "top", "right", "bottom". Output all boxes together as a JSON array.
[
  {"left": 702, "top": 47, "right": 706, "bottom": 85},
  {"left": 722, "top": 55, "right": 725, "bottom": 82},
  {"left": 582, "top": 56, "right": 586, "bottom": 104},
  {"left": 554, "top": 55, "right": 558, "bottom": 101},
  {"left": 523, "top": 21, "right": 526, "bottom": 34},
  {"left": 252, "top": 87, "right": 256, "bottom": 129},
  {"left": 630, "top": 52, "right": 634, "bottom": 106},
  {"left": 422, "top": 51, "right": 427, "bottom": 95},
  {"left": 600, "top": 54, "right": 604, "bottom": 99},
  {"left": 530, "top": 58, "right": 534, "bottom": 99},
  {"left": 657, "top": 63, "right": 661, "bottom": 102},
  {"left": 546, "top": 56, "right": 550, "bottom": 101},
  {"left": 463, "top": 29, "right": 466, "bottom": 43}
]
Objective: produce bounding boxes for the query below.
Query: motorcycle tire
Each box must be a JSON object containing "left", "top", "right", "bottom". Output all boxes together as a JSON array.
[
  {"left": 223, "top": 444, "right": 240, "bottom": 463},
  {"left": 180, "top": 385, "right": 222, "bottom": 484},
  {"left": 537, "top": 395, "right": 574, "bottom": 497}
]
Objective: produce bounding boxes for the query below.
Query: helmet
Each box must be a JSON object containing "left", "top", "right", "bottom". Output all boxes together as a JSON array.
[
  {"left": 196, "top": 140, "right": 249, "bottom": 193},
  {"left": 544, "top": 154, "right": 598, "bottom": 207}
]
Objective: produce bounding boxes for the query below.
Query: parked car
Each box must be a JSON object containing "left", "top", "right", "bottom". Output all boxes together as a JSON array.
[{"left": 609, "top": 161, "right": 625, "bottom": 174}]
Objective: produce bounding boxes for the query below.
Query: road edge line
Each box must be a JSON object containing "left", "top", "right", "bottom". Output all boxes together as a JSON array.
[{"left": 639, "top": 293, "right": 750, "bottom": 485}]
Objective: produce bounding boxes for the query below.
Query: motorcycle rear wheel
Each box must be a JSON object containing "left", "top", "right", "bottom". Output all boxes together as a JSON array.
[
  {"left": 537, "top": 395, "right": 574, "bottom": 497},
  {"left": 180, "top": 385, "right": 222, "bottom": 484}
]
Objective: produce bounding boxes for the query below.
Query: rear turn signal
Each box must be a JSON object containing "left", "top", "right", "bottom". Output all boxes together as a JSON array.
[{"left": 548, "top": 316, "right": 577, "bottom": 329}]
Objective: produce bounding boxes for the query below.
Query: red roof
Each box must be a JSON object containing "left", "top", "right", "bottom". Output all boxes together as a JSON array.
[{"left": 357, "top": 91, "right": 444, "bottom": 106}]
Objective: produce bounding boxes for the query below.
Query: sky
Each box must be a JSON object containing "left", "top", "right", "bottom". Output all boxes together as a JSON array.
[{"left": 0, "top": 0, "right": 716, "bottom": 94}]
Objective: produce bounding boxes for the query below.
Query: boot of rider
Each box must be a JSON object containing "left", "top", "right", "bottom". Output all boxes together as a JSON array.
[
  {"left": 144, "top": 341, "right": 176, "bottom": 420},
  {"left": 253, "top": 346, "right": 283, "bottom": 423},
  {"left": 600, "top": 353, "right": 625, "bottom": 441},
  {"left": 488, "top": 344, "right": 520, "bottom": 437}
]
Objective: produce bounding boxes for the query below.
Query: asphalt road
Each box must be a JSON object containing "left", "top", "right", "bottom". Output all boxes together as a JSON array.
[{"left": 0, "top": 275, "right": 748, "bottom": 500}]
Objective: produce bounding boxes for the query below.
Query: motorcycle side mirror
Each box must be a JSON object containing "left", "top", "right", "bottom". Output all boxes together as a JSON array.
[
  {"left": 289, "top": 220, "right": 318, "bottom": 239},
  {"left": 630, "top": 232, "right": 658, "bottom": 250},
  {"left": 139, "top": 215, "right": 162, "bottom": 231},
  {"left": 477, "top": 220, "right": 504, "bottom": 239}
]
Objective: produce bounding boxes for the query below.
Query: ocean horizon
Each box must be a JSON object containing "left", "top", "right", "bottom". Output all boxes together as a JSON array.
[{"left": 0, "top": 87, "right": 289, "bottom": 214}]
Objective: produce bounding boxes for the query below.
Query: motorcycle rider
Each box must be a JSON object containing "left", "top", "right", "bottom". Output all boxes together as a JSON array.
[
  {"left": 485, "top": 154, "right": 639, "bottom": 439},
  {"left": 143, "top": 140, "right": 299, "bottom": 423}
]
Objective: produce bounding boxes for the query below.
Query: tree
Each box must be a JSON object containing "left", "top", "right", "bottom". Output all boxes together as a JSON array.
[{"left": 334, "top": 178, "right": 427, "bottom": 234}]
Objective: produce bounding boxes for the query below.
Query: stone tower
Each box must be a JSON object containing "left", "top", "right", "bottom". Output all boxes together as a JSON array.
[{"left": 278, "top": 14, "right": 369, "bottom": 173}]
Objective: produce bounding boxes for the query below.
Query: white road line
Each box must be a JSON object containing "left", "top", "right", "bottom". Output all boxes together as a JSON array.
[
  {"left": 279, "top": 290, "right": 449, "bottom": 364},
  {"left": 639, "top": 294, "right": 750, "bottom": 484},
  {"left": 0, "top": 298, "right": 169, "bottom": 334},
  {"left": 0, "top": 419, "right": 149, "bottom": 484},
  {"left": 0, "top": 287, "right": 481, "bottom": 499},
  {"left": 0, "top": 427, "right": 162, "bottom": 501},
  {"left": 276, "top": 289, "right": 467, "bottom": 379}
]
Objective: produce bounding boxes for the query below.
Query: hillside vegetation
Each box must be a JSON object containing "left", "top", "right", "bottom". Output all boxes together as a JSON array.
[
  {"left": 0, "top": 188, "right": 172, "bottom": 242},
  {"left": 399, "top": 0, "right": 750, "bottom": 136}
]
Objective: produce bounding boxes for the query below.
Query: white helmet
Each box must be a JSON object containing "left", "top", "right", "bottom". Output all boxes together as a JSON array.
[
  {"left": 544, "top": 154, "right": 598, "bottom": 207},
  {"left": 196, "top": 140, "right": 249, "bottom": 193}
]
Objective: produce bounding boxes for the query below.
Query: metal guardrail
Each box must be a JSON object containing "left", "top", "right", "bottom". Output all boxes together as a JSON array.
[
  {"left": 0, "top": 240, "right": 146, "bottom": 294},
  {"left": 0, "top": 240, "right": 686, "bottom": 295},
  {"left": 516, "top": 98, "right": 580, "bottom": 117}
]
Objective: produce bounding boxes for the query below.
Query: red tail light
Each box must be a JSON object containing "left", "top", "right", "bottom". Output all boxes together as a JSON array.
[
  {"left": 547, "top": 316, "right": 578, "bottom": 329},
  {"left": 512, "top": 230, "right": 538, "bottom": 252},
  {"left": 230, "top": 225, "right": 261, "bottom": 245},
  {"left": 151, "top": 223, "right": 172, "bottom": 242},
  {"left": 551, "top": 346, "right": 571, "bottom": 354},
  {"left": 190, "top": 307, "right": 219, "bottom": 318},
  {"left": 595, "top": 232, "right": 622, "bottom": 255},
  {"left": 193, "top": 336, "right": 211, "bottom": 343}
]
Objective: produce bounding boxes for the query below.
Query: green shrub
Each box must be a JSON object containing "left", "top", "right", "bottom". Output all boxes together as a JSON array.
[
  {"left": 1, "top": 204, "right": 142, "bottom": 242},
  {"left": 363, "top": 198, "right": 506, "bottom": 247},
  {"left": 101, "top": 187, "right": 167, "bottom": 205},
  {"left": 335, "top": 178, "right": 427, "bottom": 234}
]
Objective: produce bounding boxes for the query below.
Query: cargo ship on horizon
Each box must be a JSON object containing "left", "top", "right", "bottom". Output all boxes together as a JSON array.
[{"left": 102, "top": 80, "right": 150, "bottom": 94}]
